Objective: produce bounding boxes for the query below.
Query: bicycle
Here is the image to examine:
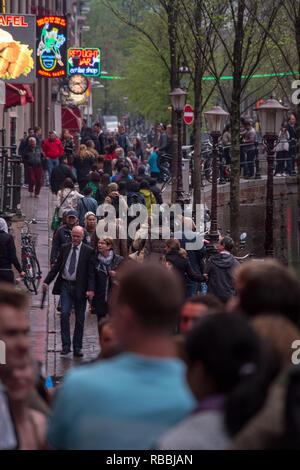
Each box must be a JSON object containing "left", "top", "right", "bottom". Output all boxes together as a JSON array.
[
  {"left": 21, "top": 219, "right": 42, "bottom": 295},
  {"left": 158, "top": 154, "right": 173, "bottom": 193}
]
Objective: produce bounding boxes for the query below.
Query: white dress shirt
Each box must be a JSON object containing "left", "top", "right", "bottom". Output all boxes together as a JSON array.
[{"left": 62, "top": 242, "right": 82, "bottom": 281}]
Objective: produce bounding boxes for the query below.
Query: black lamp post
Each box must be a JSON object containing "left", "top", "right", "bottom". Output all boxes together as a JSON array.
[
  {"left": 169, "top": 88, "right": 188, "bottom": 205},
  {"left": 256, "top": 97, "right": 288, "bottom": 257},
  {"left": 204, "top": 105, "right": 229, "bottom": 251}
]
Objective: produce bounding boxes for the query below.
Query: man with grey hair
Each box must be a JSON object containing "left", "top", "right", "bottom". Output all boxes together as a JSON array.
[
  {"left": 24, "top": 137, "right": 45, "bottom": 197},
  {"left": 204, "top": 236, "right": 239, "bottom": 303},
  {"left": 43, "top": 226, "right": 95, "bottom": 356}
]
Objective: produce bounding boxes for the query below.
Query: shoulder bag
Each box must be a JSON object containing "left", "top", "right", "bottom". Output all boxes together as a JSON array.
[{"left": 51, "top": 190, "right": 72, "bottom": 231}]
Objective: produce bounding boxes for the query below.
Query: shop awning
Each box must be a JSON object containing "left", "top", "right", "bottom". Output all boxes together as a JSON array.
[
  {"left": 5, "top": 84, "right": 34, "bottom": 109},
  {"left": 62, "top": 106, "right": 81, "bottom": 135}
]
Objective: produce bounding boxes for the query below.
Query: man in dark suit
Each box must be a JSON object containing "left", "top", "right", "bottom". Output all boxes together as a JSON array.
[
  {"left": 43, "top": 226, "right": 95, "bottom": 357},
  {"left": 94, "top": 122, "right": 105, "bottom": 155}
]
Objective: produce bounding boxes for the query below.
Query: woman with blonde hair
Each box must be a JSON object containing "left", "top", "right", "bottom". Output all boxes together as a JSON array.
[
  {"left": 73, "top": 144, "right": 95, "bottom": 191},
  {"left": 165, "top": 238, "right": 206, "bottom": 297}
]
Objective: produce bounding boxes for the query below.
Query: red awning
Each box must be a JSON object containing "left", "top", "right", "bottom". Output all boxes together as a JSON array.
[
  {"left": 5, "top": 84, "right": 34, "bottom": 109},
  {"left": 62, "top": 106, "right": 81, "bottom": 135}
]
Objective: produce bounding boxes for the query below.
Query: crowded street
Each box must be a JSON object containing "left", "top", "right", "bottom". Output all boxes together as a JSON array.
[{"left": 1, "top": 0, "right": 300, "bottom": 459}]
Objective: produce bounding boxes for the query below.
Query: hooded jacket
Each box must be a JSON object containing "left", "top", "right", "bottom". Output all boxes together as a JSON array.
[
  {"left": 139, "top": 189, "right": 156, "bottom": 214},
  {"left": 206, "top": 252, "right": 239, "bottom": 303}
]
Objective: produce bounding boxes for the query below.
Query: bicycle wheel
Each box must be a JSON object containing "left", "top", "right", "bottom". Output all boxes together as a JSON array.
[
  {"left": 204, "top": 160, "right": 212, "bottom": 183},
  {"left": 23, "top": 256, "right": 38, "bottom": 295},
  {"left": 160, "top": 177, "right": 171, "bottom": 193}
]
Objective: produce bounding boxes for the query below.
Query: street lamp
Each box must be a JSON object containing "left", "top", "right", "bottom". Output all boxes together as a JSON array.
[
  {"left": 178, "top": 63, "right": 191, "bottom": 91},
  {"left": 256, "top": 97, "right": 288, "bottom": 257},
  {"left": 204, "top": 105, "right": 229, "bottom": 250},
  {"left": 169, "top": 88, "right": 187, "bottom": 205}
]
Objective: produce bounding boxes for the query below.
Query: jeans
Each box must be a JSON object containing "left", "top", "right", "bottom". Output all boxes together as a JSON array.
[
  {"left": 60, "top": 280, "right": 87, "bottom": 350},
  {"left": 47, "top": 158, "right": 59, "bottom": 178},
  {"left": 184, "top": 276, "right": 198, "bottom": 298},
  {"left": 245, "top": 149, "right": 256, "bottom": 177}
]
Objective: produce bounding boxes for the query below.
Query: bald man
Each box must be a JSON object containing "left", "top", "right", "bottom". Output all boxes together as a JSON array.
[{"left": 43, "top": 226, "right": 95, "bottom": 356}]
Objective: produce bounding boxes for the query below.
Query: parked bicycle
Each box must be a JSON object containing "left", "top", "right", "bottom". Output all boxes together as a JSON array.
[{"left": 21, "top": 219, "right": 42, "bottom": 294}]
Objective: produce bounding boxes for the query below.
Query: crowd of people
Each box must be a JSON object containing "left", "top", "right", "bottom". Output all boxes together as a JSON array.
[
  {"left": 219, "top": 114, "right": 297, "bottom": 179},
  {"left": 1, "top": 257, "right": 300, "bottom": 450},
  {"left": 0, "top": 118, "right": 299, "bottom": 450}
]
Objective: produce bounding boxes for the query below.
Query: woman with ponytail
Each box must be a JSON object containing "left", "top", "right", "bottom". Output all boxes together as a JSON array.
[
  {"left": 157, "top": 313, "right": 278, "bottom": 449},
  {"left": 164, "top": 238, "right": 205, "bottom": 297}
]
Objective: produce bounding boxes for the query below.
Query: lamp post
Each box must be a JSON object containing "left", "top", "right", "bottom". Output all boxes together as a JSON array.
[
  {"left": 256, "top": 97, "right": 288, "bottom": 257},
  {"left": 204, "top": 106, "right": 229, "bottom": 251},
  {"left": 169, "top": 88, "right": 187, "bottom": 205}
]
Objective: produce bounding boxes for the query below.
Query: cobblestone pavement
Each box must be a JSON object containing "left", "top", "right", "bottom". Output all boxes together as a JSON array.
[{"left": 17, "top": 187, "right": 100, "bottom": 383}]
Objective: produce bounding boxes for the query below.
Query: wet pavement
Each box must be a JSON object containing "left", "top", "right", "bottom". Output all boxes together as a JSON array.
[{"left": 16, "top": 187, "right": 100, "bottom": 382}]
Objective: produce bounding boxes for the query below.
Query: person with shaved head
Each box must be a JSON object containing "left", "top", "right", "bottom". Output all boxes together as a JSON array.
[{"left": 43, "top": 225, "right": 95, "bottom": 357}]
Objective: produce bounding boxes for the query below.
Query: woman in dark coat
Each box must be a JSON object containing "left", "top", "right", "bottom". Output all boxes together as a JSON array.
[
  {"left": 132, "top": 137, "right": 144, "bottom": 162},
  {"left": 73, "top": 144, "right": 95, "bottom": 191},
  {"left": 165, "top": 238, "right": 205, "bottom": 297},
  {"left": 0, "top": 218, "right": 25, "bottom": 283},
  {"left": 91, "top": 237, "right": 123, "bottom": 319}
]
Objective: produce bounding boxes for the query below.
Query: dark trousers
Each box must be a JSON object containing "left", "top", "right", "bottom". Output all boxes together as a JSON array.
[
  {"left": 245, "top": 149, "right": 256, "bottom": 177},
  {"left": 290, "top": 146, "right": 296, "bottom": 174},
  {"left": 23, "top": 161, "right": 29, "bottom": 185},
  {"left": 276, "top": 151, "right": 289, "bottom": 174},
  {"left": 0, "top": 270, "right": 14, "bottom": 283},
  {"left": 60, "top": 280, "right": 87, "bottom": 350},
  {"left": 28, "top": 166, "right": 43, "bottom": 195}
]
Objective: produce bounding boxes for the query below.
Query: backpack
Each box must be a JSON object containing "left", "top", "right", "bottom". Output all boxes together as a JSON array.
[
  {"left": 127, "top": 192, "right": 143, "bottom": 208},
  {"left": 117, "top": 157, "right": 131, "bottom": 171}
]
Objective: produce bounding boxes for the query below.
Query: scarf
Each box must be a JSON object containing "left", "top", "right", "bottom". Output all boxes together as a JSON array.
[
  {"left": 97, "top": 249, "right": 114, "bottom": 266},
  {"left": 0, "top": 218, "right": 8, "bottom": 233}
]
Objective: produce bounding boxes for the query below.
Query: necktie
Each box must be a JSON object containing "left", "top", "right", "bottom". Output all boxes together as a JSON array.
[{"left": 68, "top": 247, "right": 77, "bottom": 275}]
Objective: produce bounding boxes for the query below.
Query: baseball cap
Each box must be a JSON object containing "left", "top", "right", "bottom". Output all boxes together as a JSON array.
[{"left": 67, "top": 210, "right": 78, "bottom": 218}]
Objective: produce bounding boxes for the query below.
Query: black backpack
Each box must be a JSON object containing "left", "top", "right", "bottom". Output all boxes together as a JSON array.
[{"left": 127, "top": 192, "right": 143, "bottom": 208}]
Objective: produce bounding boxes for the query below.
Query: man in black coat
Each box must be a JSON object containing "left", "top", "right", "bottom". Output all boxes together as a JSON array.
[
  {"left": 205, "top": 236, "right": 239, "bottom": 303},
  {"left": 94, "top": 122, "right": 105, "bottom": 155},
  {"left": 43, "top": 226, "right": 95, "bottom": 356},
  {"left": 50, "top": 155, "right": 76, "bottom": 194}
]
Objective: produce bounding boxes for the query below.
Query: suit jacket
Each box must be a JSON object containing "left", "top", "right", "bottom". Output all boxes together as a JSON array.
[{"left": 44, "top": 242, "right": 95, "bottom": 299}]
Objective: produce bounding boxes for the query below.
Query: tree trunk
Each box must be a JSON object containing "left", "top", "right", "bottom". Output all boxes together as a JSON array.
[
  {"left": 193, "top": 61, "right": 202, "bottom": 216},
  {"left": 229, "top": 0, "right": 245, "bottom": 252},
  {"left": 166, "top": 0, "right": 179, "bottom": 203},
  {"left": 295, "top": 10, "right": 300, "bottom": 246}
]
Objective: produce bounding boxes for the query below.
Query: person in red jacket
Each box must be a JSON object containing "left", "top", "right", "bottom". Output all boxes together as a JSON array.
[{"left": 43, "top": 131, "right": 64, "bottom": 178}]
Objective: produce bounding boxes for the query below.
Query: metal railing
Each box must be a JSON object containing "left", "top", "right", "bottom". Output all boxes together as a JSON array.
[{"left": 0, "top": 128, "right": 22, "bottom": 217}]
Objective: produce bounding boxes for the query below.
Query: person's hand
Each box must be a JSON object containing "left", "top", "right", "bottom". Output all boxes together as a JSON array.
[
  {"left": 109, "top": 270, "right": 116, "bottom": 278},
  {"left": 20, "top": 271, "right": 26, "bottom": 278},
  {"left": 104, "top": 196, "right": 112, "bottom": 204},
  {"left": 42, "top": 283, "right": 48, "bottom": 293},
  {"left": 110, "top": 191, "right": 119, "bottom": 197},
  {"left": 86, "top": 291, "right": 94, "bottom": 301}
]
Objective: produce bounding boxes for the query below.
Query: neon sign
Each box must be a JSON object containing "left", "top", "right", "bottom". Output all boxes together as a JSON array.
[
  {"left": 36, "top": 16, "right": 67, "bottom": 78},
  {"left": 67, "top": 48, "right": 101, "bottom": 77}
]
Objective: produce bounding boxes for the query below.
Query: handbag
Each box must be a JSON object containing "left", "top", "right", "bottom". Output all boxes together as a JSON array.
[
  {"left": 51, "top": 207, "right": 60, "bottom": 231},
  {"left": 51, "top": 190, "right": 72, "bottom": 231}
]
